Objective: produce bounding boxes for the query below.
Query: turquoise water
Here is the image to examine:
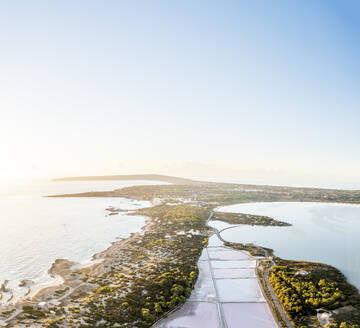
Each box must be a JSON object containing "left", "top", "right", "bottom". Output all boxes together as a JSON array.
[{"left": 213, "top": 202, "right": 360, "bottom": 290}]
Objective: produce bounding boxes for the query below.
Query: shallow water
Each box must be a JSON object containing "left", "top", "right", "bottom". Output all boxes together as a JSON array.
[
  {"left": 155, "top": 245, "right": 275, "bottom": 328},
  {"left": 0, "top": 179, "right": 165, "bottom": 301},
  {"left": 214, "top": 202, "right": 360, "bottom": 290}
]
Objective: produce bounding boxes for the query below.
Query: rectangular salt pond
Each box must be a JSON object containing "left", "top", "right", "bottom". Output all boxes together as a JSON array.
[
  {"left": 155, "top": 302, "right": 222, "bottom": 328},
  {"left": 216, "top": 278, "right": 265, "bottom": 302},
  {"left": 198, "top": 249, "right": 209, "bottom": 261},
  {"left": 208, "top": 248, "right": 250, "bottom": 261},
  {"left": 155, "top": 242, "right": 275, "bottom": 327},
  {"left": 189, "top": 260, "right": 217, "bottom": 302},
  {"left": 211, "top": 260, "right": 256, "bottom": 269},
  {"left": 213, "top": 268, "right": 255, "bottom": 279},
  {"left": 222, "top": 303, "right": 276, "bottom": 328}
]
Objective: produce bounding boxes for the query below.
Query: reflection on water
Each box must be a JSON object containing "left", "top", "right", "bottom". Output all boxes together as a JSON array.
[
  {"left": 0, "top": 179, "right": 165, "bottom": 300},
  {"left": 214, "top": 202, "right": 360, "bottom": 290}
]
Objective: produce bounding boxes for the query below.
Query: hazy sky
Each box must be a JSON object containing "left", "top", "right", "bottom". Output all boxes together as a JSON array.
[{"left": 1, "top": 1, "right": 360, "bottom": 187}]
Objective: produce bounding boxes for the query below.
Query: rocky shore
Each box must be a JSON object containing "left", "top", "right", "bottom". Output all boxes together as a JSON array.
[
  {"left": 0, "top": 204, "right": 210, "bottom": 327},
  {"left": 2, "top": 180, "right": 360, "bottom": 327}
]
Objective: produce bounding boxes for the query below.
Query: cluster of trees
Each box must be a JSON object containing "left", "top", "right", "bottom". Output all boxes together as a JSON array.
[
  {"left": 325, "top": 322, "right": 359, "bottom": 328},
  {"left": 268, "top": 259, "right": 360, "bottom": 327},
  {"left": 68, "top": 204, "right": 210, "bottom": 328},
  {"left": 215, "top": 212, "right": 290, "bottom": 226},
  {"left": 22, "top": 305, "right": 46, "bottom": 320},
  {"left": 224, "top": 241, "right": 270, "bottom": 257},
  {"left": 269, "top": 265, "right": 345, "bottom": 318},
  {"left": 83, "top": 266, "right": 199, "bottom": 327},
  {"left": 162, "top": 204, "right": 208, "bottom": 227}
]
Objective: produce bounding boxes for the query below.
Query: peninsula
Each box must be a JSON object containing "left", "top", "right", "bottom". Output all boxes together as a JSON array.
[{"left": 1, "top": 175, "right": 359, "bottom": 328}]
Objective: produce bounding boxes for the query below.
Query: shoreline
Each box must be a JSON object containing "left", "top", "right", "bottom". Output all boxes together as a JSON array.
[
  {"left": 0, "top": 193, "right": 159, "bottom": 310},
  {"left": 219, "top": 224, "right": 360, "bottom": 295},
  {"left": 213, "top": 202, "right": 360, "bottom": 294},
  {"left": 209, "top": 209, "right": 360, "bottom": 327},
  {"left": 0, "top": 213, "right": 152, "bottom": 323},
  {"left": 1, "top": 203, "right": 211, "bottom": 327},
  {"left": 2, "top": 177, "right": 360, "bottom": 327}
]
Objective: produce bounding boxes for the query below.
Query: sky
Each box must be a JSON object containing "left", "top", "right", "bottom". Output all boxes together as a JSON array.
[{"left": 1, "top": 1, "right": 360, "bottom": 188}]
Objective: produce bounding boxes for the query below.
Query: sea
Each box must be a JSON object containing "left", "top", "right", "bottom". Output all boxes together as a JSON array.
[{"left": 0, "top": 179, "right": 166, "bottom": 304}]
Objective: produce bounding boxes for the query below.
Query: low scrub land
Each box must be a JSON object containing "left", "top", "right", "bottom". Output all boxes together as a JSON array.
[
  {"left": 223, "top": 241, "right": 273, "bottom": 257},
  {"left": 3, "top": 204, "right": 210, "bottom": 327},
  {"left": 268, "top": 259, "right": 360, "bottom": 327},
  {"left": 50, "top": 182, "right": 360, "bottom": 206},
  {"left": 78, "top": 205, "right": 210, "bottom": 328},
  {"left": 5, "top": 179, "right": 359, "bottom": 327},
  {"left": 214, "top": 212, "right": 291, "bottom": 226}
]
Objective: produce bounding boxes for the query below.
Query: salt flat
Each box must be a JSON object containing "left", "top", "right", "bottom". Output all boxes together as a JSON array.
[
  {"left": 211, "top": 259, "right": 256, "bottom": 269},
  {"left": 222, "top": 303, "right": 276, "bottom": 328},
  {"left": 154, "top": 236, "right": 276, "bottom": 328},
  {"left": 155, "top": 302, "right": 222, "bottom": 328},
  {"left": 213, "top": 268, "right": 255, "bottom": 279}
]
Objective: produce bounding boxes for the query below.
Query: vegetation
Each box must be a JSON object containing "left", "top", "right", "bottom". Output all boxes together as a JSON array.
[
  {"left": 54, "top": 287, "right": 69, "bottom": 296},
  {"left": 330, "top": 319, "right": 360, "bottom": 327},
  {"left": 268, "top": 260, "right": 360, "bottom": 327},
  {"left": 7, "top": 204, "right": 210, "bottom": 327},
  {"left": 257, "top": 262, "right": 291, "bottom": 328},
  {"left": 326, "top": 323, "right": 360, "bottom": 328},
  {"left": 0, "top": 308, "right": 15, "bottom": 317},
  {"left": 49, "top": 181, "right": 360, "bottom": 206},
  {"left": 224, "top": 241, "right": 273, "bottom": 257},
  {"left": 74, "top": 204, "right": 210, "bottom": 328},
  {"left": 214, "top": 211, "right": 290, "bottom": 226},
  {"left": 22, "top": 305, "right": 46, "bottom": 319},
  {"left": 5, "top": 179, "right": 360, "bottom": 327}
]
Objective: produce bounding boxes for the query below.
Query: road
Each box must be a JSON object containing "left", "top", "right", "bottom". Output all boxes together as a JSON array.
[
  {"left": 208, "top": 212, "right": 295, "bottom": 328},
  {"left": 261, "top": 251, "right": 295, "bottom": 328}
]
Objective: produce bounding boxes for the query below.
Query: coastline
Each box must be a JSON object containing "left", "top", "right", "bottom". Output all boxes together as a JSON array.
[
  {"left": 0, "top": 212, "right": 152, "bottom": 325},
  {"left": 2, "top": 178, "right": 360, "bottom": 327},
  {"left": 1, "top": 203, "right": 210, "bottom": 327},
  {"left": 210, "top": 209, "right": 360, "bottom": 327},
  {"left": 213, "top": 201, "right": 360, "bottom": 292},
  {"left": 2, "top": 209, "right": 358, "bottom": 327}
]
